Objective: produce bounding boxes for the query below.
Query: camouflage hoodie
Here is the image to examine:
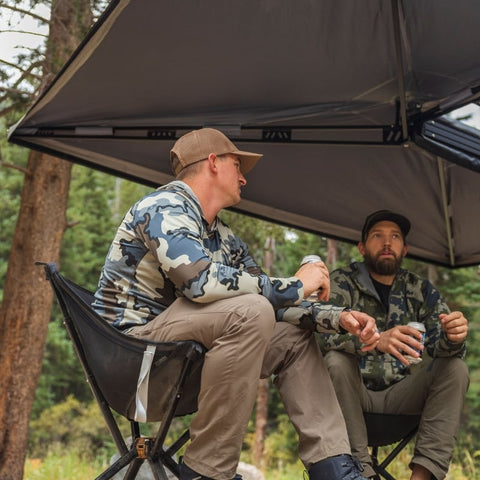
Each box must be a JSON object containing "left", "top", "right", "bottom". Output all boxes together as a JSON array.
[
  {"left": 318, "top": 261, "right": 466, "bottom": 391},
  {"left": 93, "top": 181, "right": 306, "bottom": 330}
]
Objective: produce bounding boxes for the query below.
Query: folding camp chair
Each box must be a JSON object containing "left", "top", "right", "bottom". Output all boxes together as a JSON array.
[
  {"left": 39, "top": 262, "right": 206, "bottom": 480},
  {"left": 365, "top": 412, "right": 421, "bottom": 480}
]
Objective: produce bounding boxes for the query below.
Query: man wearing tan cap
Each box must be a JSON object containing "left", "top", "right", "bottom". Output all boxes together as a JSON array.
[{"left": 94, "top": 128, "right": 379, "bottom": 480}]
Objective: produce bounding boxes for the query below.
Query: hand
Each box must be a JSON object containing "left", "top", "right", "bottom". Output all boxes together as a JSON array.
[
  {"left": 440, "top": 311, "right": 468, "bottom": 343},
  {"left": 376, "top": 325, "right": 424, "bottom": 365},
  {"left": 295, "top": 260, "right": 330, "bottom": 301},
  {"left": 339, "top": 310, "right": 380, "bottom": 352}
]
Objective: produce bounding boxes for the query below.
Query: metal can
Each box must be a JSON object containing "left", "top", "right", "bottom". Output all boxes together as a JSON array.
[
  {"left": 300, "top": 254, "right": 322, "bottom": 265},
  {"left": 406, "top": 321, "right": 426, "bottom": 364},
  {"left": 300, "top": 255, "right": 322, "bottom": 301}
]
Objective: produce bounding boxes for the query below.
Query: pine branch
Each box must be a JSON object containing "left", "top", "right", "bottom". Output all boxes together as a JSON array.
[
  {"left": 0, "top": 58, "right": 24, "bottom": 69},
  {"left": 66, "top": 220, "right": 82, "bottom": 229},
  {"left": 0, "top": 2, "right": 49, "bottom": 24},
  {"left": 0, "top": 29, "right": 47, "bottom": 38},
  {"left": 0, "top": 103, "right": 20, "bottom": 117},
  {"left": 0, "top": 85, "right": 33, "bottom": 96},
  {"left": 0, "top": 162, "right": 29, "bottom": 175},
  {"left": 0, "top": 59, "right": 42, "bottom": 82},
  {"left": 13, "top": 63, "right": 43, "bottom": 86}
]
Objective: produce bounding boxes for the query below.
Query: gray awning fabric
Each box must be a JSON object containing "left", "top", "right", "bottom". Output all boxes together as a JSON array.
[{"left": 8, "top": 0, "right": 480, "bottom": 267}]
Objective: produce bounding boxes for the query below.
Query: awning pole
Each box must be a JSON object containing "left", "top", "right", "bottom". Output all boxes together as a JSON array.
[
  {"left": 437, "top": 157, "right": 455, "bottom": 266},
  {"left": 391, "top": 0, "right": 409, "bottom": 141}
]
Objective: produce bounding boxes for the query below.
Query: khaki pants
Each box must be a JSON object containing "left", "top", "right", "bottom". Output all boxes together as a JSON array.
[
  {"left": 324, "top": 350, "right": 469, "bottom": 480},
  {"left": 129, "top": 294, "right": 350, "bottom": 480}
]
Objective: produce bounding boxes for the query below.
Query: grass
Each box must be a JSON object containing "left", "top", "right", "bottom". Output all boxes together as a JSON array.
[
  {"left": 24, "top": 447, "right": 475, "bottom": 479},
  {"left": 24, "top": 451, "right": 107, "bottom": 479},
  {"left": 24, "top": 454, "right": 304, "bottom": 480}
]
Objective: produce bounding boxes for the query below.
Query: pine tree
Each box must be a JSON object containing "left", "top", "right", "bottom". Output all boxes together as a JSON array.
[{"left": 0, "top": 1, "right": 93, "bottom": 477}]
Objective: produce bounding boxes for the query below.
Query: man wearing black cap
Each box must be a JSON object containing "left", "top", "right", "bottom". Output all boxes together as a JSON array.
[
  {"left": 318, "top": 210, "right": 469, "bottom": 480},
  {"left": 94, "top": 128, "right": 379, "bottom": 480}
]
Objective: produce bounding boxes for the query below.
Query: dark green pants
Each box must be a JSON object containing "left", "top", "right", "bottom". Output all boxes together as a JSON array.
[{"left": 324, "top": 350, "right": 469, "bottom": 480}]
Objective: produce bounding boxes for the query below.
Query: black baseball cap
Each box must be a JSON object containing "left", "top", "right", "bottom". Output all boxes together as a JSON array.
[{"left": 361, "top": 210, "right": 411, "bottom": 242}]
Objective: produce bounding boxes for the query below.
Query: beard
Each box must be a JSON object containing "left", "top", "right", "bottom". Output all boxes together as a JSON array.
[{"left": 364, "top": 249, "right": 404, "bottom": 276}]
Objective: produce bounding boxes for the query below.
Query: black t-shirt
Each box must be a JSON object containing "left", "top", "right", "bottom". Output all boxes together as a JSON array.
[{"left": 371, "top": 277, "right": 391, "bottom": 311}]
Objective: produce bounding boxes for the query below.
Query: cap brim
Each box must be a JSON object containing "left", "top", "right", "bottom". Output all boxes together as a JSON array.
[{"left": 233, "top": 150, "right": 263, "bottom": 174}]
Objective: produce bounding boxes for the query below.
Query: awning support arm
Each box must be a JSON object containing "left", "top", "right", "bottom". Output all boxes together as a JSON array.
[
  {"left": 391, "top": 0, "right": 409, "bottom": 141},
  {"left": 437, "top": 157, "right": 455, "bottom": 266}
]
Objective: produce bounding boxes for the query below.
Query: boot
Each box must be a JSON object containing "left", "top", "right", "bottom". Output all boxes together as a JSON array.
[{"left": 308, "top": 454, "right": 369, "bottom": 480}]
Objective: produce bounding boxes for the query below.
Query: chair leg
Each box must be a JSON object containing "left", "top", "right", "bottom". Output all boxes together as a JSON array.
[
  {"left": 156, "top": 428, "right": 190, "bottom": 477},
  {"left": 375, "top": 465, "right": 397, "bottom": 480},
  {"left": 96, "top": 446, "right": 138, "bottom": 480},
  {"left": 371, "top": 427, "right": 418, "bottom": 480},
  {"left": 371, "top": 445, "right": 398, "bottom": 480},
  {"left": 123, "top": 458, "right": 145, "bottom": 480},
  {"left": 371, "top": 445, "right": 396, "bottom": 480},
  {"left": 131, "top": 421, "right": 141, "bottom": 440},
  {"left": 148, "top": 458, "right": 175, "bottom": 480}
]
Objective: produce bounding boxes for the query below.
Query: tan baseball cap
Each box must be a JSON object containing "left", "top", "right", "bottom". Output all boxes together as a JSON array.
[{"left": 170, "top": 128, "right": 263, "bottom": 176}]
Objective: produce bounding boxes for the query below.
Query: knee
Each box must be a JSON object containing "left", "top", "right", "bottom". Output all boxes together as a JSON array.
[
  {"left": 324, "top": 350, "right": 360, "bottom": 384},
  {"left": 431, "top": 356, "right": 469, "bottom": 389},
  {"left": 230, "top": 294, "right": 275, "bottom": 340}
]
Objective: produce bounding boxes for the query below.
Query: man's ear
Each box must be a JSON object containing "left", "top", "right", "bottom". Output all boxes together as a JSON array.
[
  {"left": 403, "top": 244, "right": 408, "bottom": 257},
  {"left": 358, "top": 242, "right": 365, "bottom": 256},
  {"left": 207, "top": 153, "right": 217, "bottom": 172}
]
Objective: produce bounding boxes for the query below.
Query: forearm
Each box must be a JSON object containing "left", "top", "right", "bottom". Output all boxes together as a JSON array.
[
  {"left": 276, "top": 302, "right": 344, "bottom": 333},
  {"left": 430, "top": 330, "right": 466, "bottom": 358},
  {"left": 176, "top": 262, "right": 303, "bottom": 308}
]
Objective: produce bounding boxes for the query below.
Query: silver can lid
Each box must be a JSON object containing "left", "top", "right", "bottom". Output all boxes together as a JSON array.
[
  {"left": 301, "top": 254, "right": 322, "bottom": 265},
  {"left": 407, "top": 321, "right": 426, "bottom": 333}
]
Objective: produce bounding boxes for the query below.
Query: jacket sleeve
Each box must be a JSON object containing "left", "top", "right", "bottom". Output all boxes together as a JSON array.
[
  {"left": 276, "top": 301, "right": 345, "bottom": 332},
  {"left": 420, "top": 280, "right": 466, "bottom": 359},
  {"left": 317, "top": 270, "right": 367, "bottom": 355},
  {"left": 133, "top": 193, "right": 303, "bottom": 309}
]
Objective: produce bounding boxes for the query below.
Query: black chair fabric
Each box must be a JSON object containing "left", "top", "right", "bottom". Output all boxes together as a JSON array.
[
  {"left": 57, "top": 275, "right": 204, "bottom": 420},
  {"left": 365, "top": 412, "right": 421, "bottom": 480},
  {"left": 40, "top": 262, "right": 206, "bottom": 479}
]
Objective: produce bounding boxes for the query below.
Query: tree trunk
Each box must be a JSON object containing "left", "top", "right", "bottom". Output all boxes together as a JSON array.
[
  {"left": 428, "top": 264, "right": 438, "bottom": 285},
  {"left": 0, "top": 152, "right": 72, "bottom": 479},
  {"left": 0, "top": 1, "right": 91, "bottom": 478},
  {"left": 253, "top": 378, "right": 269, "bottom": 468},
  {"left": 252, "top": 236, "right": 275, "bottom": 468},
  {"left": 326, "top": 238, "right": 338, "bottom": 269}
]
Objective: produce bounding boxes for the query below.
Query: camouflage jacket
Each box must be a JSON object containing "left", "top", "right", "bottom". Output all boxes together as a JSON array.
[
  {"left": 276, "top": 301, "right": 346, "bottom": 334},
  {"left": 318, "top": 261, "right": 466, "bottom": 391},
  {"left": 93, "top": 181, "right": 307, "bottom": 329}
]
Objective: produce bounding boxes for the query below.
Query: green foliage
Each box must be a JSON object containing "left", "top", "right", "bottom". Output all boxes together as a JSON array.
[
  {"left": 0, "top": 118, "right": 29, "bottom": 298},
  {"left": 31, "top": 168, "right": 154, "bottom": 416},
  {"left": 60, "top": 169, "right": 154, "bottom": 290},
  {"left": 112, "top": 177, "right": 153, "bottom": 224},
  {"left": 28, "top": 395, "right": 126, "bottom": 460},
  {"left": 219, "top": 210, "right": 285, "bottom": 270},
  {"left": 23, "top": 449, "right": 305, "bottom": 480},
  {"left": 31, "top": 319, "right": 87, "bottom": 418},
  {"left": 219, "top": 210, "right": 330, "bottom": 277},
  {"left": 262, "top": 413, "right": 301, "bottom": 467},
  {"left": 61, "top": 165, "right": 118, "bottom": 290},
  {"left": 24, "top": 450, "right": 107, "bottom": 480},
  {"left": 219, "top": 210, "right": 361, "bottom": 278},
  {"left": 275, "top": 229, "right": 326, "bottom": 277}
]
